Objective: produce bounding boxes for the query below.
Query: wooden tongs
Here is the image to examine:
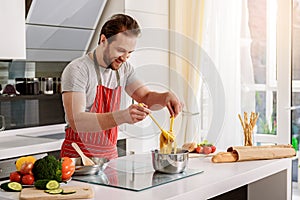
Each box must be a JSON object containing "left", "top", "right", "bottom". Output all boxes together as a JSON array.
[{"left": 138, "top": 103, "right": 175, "bottom": 150}]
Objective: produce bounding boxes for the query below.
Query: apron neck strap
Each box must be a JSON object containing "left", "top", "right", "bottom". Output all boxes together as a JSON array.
[{"left": 93, "top": 50, "right": 120, "bottom": 86}]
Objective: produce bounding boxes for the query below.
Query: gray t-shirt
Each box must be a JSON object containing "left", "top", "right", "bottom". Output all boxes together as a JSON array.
[{"left": 61, "top": 54, "right": 138, "bottom": 124}]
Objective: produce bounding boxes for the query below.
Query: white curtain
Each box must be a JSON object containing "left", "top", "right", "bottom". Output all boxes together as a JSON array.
[
  {"left": 169, "top": 0, "right": 206, "bottom": 145},
  {"left": 170, "top": 0, "right": 251, "bottom": 149}
]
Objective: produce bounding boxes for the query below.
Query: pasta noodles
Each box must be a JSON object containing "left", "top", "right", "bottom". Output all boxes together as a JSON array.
[{"left": 160, "top": 117, "right": 176, "bottom": 154}]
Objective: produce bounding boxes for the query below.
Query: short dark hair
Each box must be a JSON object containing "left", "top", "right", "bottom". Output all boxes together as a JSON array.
[{"left": 98, "top": 14, "right": 141, "bottom": 44}]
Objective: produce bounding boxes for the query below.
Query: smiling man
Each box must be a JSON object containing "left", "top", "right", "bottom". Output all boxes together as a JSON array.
[{"left": 60, "top": 14, "right": 182, "bottom": 160}]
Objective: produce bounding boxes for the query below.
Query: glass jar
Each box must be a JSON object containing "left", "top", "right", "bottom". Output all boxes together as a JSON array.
[
  {"left": 26, "top": 78, "right": 39, "bottom": 95},
  {"left": 43, "top": 77, "right": 53, "bottom": 95},
  {"left": 15, "top": 78, "right": 26, "bottom": 95}
]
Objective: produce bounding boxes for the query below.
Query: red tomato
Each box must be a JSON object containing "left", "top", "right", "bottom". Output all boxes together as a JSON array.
[
  {"left": 21, "top": 174, "right": 34, "bottom": 185},
  {"left": 195, "top": 146, "right": 203, "bottom": 153},
  {"left": 10, "top": 171, "right": 22, "bottom": 183},
  {"left": 211, "top": 145, "right": 216, "bottom": 153},
  {"left": 61, "top": 157, "right": 75, "bottom": 181},
  {"left": 203, "top": 146, "right": 212, "bottom": 154}
]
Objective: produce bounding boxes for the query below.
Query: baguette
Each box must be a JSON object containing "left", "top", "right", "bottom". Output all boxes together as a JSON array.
[
  {"left": 211, "top": 152, "right": 238, "bottom": 163},
  {"left": 182, "top": 142, "right": 197, "bottom": 152}
]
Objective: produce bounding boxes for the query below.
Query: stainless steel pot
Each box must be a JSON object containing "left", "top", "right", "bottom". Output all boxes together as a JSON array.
[
  {"left": 71, "top": 157, "right": 109, "bottom": 175},
  {"left": 151, "top": 149, "right": 189, "bottom": 174}
]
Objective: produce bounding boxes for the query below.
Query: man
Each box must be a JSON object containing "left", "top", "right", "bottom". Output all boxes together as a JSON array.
[{"left": 60, "top": 14, "right": 182, "bottom": 160}]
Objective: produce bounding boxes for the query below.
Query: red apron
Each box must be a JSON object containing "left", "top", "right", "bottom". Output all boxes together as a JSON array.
[{"left": 61, "top": 51, "right": 121, "bottom": 160}]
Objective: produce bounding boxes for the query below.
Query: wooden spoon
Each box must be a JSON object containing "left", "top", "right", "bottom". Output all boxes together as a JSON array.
[{"left": 71, "top": 142, "right": 95, "bottom": 166}]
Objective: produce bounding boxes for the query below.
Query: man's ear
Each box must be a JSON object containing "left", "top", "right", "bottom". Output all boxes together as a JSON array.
[{"left": 99, "top": 34, "right": 107, "bottom": 44}]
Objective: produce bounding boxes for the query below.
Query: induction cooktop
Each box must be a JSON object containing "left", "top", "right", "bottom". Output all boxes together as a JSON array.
[{"left": 72, "top": 154, "right": 203, "bottom": 191}]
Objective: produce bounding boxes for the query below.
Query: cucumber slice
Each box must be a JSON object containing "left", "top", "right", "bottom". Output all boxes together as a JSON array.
[
  {"left": 8, "top": 182, "right": 22, "bottom": 192},
  {"left": 0, "top": 182, "right": 22, "bottom": 192},
  {"left": 47, "top": 188, "right": 63, "bottom": 194},
  {"left": 62, "top": 189, "right": 76, "bottom": 194},
  {"left": 46, "top": 180, "right": 60, "bottom": 190}
]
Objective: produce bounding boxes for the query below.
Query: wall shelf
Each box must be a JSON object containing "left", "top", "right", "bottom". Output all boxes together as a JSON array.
[{"left": 0, "top": 93, "right": 62, "bottom": 101}]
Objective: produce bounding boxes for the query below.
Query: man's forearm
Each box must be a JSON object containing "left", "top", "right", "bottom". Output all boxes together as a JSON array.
[
  {"left": 141, "top": 91, "right": 168, "bottom": 110},
  {"left": 71, "top": 111, "right": 126, "bottom": 132}
]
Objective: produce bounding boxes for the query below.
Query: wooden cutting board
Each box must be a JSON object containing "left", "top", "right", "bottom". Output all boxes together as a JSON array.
[{"left": 19, "top": 185, "right": 94, "bottom": 200}]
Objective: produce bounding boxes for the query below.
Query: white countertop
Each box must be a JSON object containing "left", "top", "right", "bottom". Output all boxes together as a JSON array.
[
  {"left": 0, "top": 124, "right": 65, "bottom": 160},
  {"left": 0, "top": 156, "right": 292, "bottom": 200},
  {"left": 0, "top": 124, "right": 128, "bottom": 160},
  {"left": 87, "top": 157, "right": 292, "bottom": 200}
]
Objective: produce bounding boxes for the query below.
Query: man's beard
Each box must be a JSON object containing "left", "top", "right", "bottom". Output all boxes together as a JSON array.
[
  {"left": 103, "top": 48, "right": 117, "bottom": 70},
  {"left": 103, "top": 50, "right": 111, "bottom": 67}
]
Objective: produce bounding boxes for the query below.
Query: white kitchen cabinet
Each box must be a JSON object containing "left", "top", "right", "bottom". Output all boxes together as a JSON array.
[
  {"left": 27, "top": 0, "right": 107, "bottom": 29},
  {"left": 0, "top": 0, "right": 26, "bottom": 60}
]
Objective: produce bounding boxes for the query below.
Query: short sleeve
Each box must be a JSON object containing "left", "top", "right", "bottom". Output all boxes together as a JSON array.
[
  {"left": 122, "top": 62, "right": 138, "bottom": 86},
  {"left": 61, "top": 60, "right": 88, "bottom": 92}
]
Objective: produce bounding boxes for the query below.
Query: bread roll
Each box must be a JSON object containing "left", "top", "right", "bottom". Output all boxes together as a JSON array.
[{"left": 182, "top": 142, "right": 197, "bottom": 152}]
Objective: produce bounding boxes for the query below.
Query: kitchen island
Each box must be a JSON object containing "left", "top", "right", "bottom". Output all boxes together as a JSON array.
[{"left": 0, "top": 156, "right": 292, "bottom": 200}]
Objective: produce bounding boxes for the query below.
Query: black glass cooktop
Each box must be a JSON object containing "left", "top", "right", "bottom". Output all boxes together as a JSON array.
[{"left": 72, "top": 154, "right": 203, "bottom": 191}]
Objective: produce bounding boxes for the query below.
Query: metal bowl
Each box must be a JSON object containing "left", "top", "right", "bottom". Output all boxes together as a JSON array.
[
  {"left": 71, "top": 157, "right": 109, "bottom": 175},
  {"left": 151, "top": 149, "right": 189, "bottom": 174}
]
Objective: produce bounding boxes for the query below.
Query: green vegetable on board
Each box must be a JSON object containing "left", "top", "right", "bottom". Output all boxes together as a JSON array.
[{"left": 32, "top": 155, "right": 62, "bottom": 182}]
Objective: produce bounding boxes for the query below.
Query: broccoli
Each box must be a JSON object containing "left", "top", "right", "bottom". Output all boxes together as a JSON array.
[{"left": 32, "top": 155, "right": 62, "bottom": 182}]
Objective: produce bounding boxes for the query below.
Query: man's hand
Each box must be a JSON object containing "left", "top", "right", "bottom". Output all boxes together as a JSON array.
[
  {"left": 164, "top": 92, "right": 183, "bottom": 117},
  {"left": 114, "top": 104, "right": 151, "bottom": 124}
]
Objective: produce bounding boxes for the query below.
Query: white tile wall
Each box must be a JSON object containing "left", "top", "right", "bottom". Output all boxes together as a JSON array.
[
  {"left": 124, "top": 0, "right": 170, "bottom": 153},
  {"left": 126, "top": 10, "right": 168, "bottom": 29},
  {"left": 125, "top": 0, "right": 168, "bottom": 15}
]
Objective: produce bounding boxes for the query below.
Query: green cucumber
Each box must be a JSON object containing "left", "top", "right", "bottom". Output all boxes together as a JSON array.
[
  {"left": 0, "top": 182, "right": 22, "bottom": 192},
  {"left": 47, "top": 188, "right": 63, "bottom": 194},
  {"left": 46, "top": 180, "right": 60, "bottom": 190},
  {"left": 62, "top": 189, "right": 76, "bottom": 194},
  {"left": 34, "top": 179, "right": 50, "bottom": 189}
]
